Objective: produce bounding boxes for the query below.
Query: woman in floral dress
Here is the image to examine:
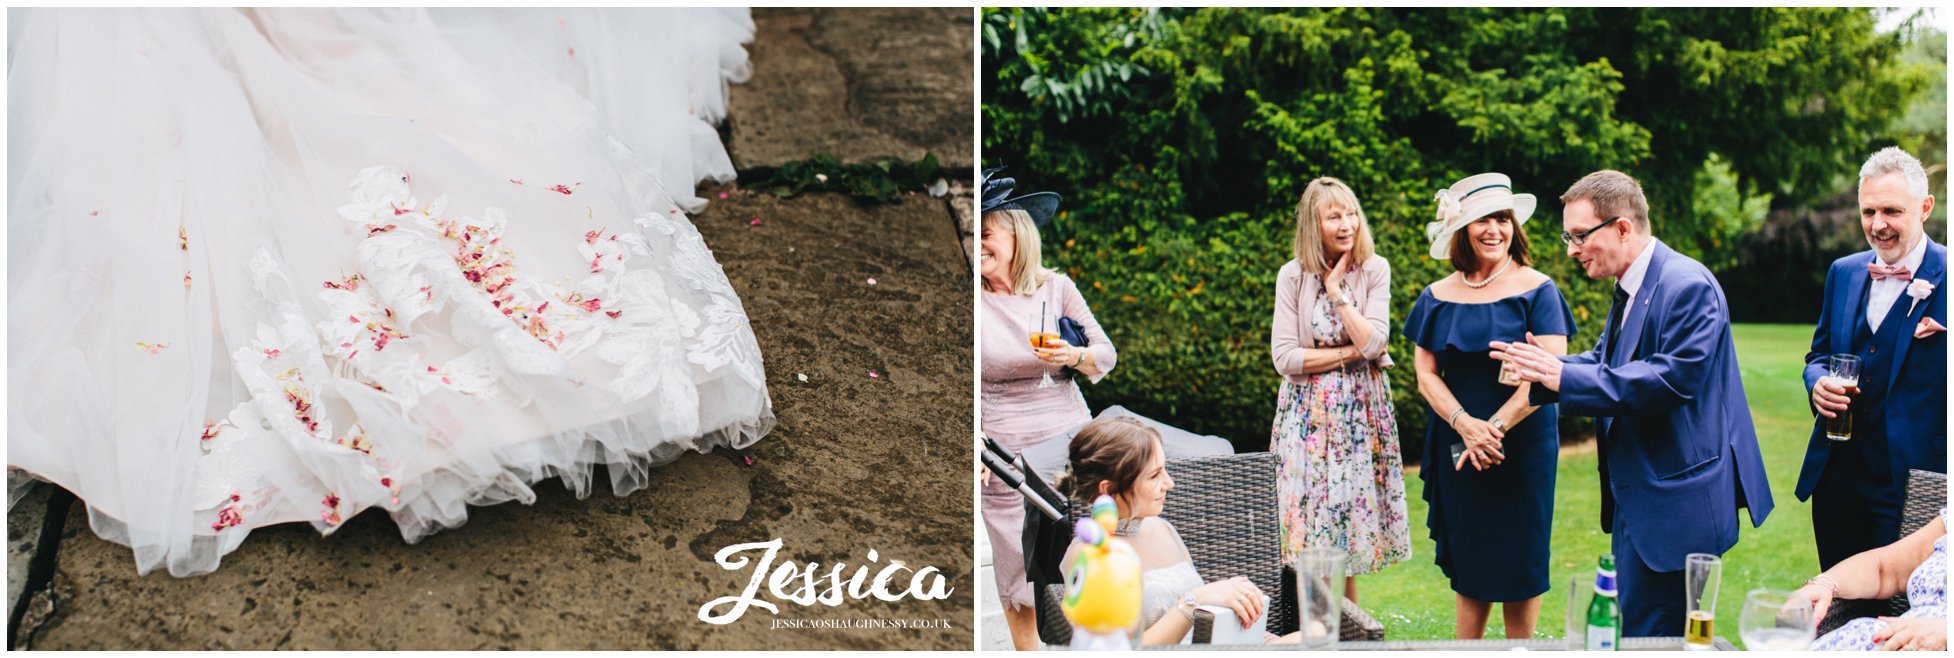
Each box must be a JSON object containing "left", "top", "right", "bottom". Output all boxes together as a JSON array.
[
  {"left": 1267, "top": 177, "right": 1411, "bottom": 603},
  {"left": 1799, "top": 509, "right": 1946, "bottom": 651}
]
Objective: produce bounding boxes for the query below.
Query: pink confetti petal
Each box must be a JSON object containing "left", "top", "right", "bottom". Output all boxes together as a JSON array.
[
  {"left": 718, "top": 192, "right": 730, "bottom": 200},
  {"left": 866, "top": 277, "right": 877, "bottom": 286},
  {"left": 740, "top": 454, "right": 755, "bottom": 466},
  {"left": 868, "top": 371, "right": 879, "bottom": 379},
  {"left": 749, "top": 218, "right": 762, "bottom": 226}
]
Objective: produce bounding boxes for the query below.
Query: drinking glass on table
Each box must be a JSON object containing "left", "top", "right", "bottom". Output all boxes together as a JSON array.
[
  {"left": 1294, "top": 547, "right": 1343, "bottom": 650},
  {"left": 1738, "top": 589, "right": 1814, "bottom": 651},
  {"left": 1565, "top": 576, "right": 1594, "bottom": 650},
  {"left": 1684, "top": 553, "right": 1722, "bottom": 650},
  {"left": 1824, "top": 354, "right": 1861, "bottom": 441}
]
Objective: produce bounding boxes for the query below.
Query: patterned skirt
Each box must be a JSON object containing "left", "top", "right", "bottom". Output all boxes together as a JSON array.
[{"left": 1270, "top": 364, "right": 1411, "bottom": 575}]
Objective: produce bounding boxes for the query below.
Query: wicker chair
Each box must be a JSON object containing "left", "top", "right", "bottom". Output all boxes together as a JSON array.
[
  {"left": 1815, "top": 469, "right": 1947, "bottom": 637},
  {"left": 1032, "top": 452, "right": 1385, "bottom": 645}
]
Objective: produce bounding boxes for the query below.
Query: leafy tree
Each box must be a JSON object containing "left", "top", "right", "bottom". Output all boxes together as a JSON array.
[{"left": 983, "top": 8, "right": 1937, "bottom": 455}]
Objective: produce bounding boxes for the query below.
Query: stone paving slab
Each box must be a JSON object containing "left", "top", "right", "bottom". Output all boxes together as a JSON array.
[
  {"left": 26, "top": 188, "right": 974, "bottom": 650},
  {"left": 729, "top": 8, "right": 973, "bottom": 171}
]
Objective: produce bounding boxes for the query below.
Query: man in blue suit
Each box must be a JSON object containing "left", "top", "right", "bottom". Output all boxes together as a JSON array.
[
  {"left": 1801, "top": 147, "right": 1947, "bottom": 570},
  {"left": 1492, "top": 170, "right": 1773, "bottom": 637}
]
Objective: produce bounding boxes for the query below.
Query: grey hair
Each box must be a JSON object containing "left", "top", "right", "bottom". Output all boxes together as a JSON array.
[{"left": 1858, "top": 146, "right": 1930, "bottom": 202}]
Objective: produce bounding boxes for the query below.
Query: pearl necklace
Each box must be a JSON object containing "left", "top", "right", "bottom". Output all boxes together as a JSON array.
[{"left": 1461, "top": 257, "right": 1511, "bottom": 289}]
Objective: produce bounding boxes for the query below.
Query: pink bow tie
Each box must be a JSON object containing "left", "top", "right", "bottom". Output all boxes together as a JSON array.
[{"left": 1868, "top": 263, "right": 1913, "bottom": 281}]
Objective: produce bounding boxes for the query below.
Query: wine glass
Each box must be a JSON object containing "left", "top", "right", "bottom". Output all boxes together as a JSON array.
[
  {"left": 1029, "top": 311, "right": 1059, "bottom": 389},
  {"left": 1738, "top": 588, "right": 1814, "bottom": 651}
]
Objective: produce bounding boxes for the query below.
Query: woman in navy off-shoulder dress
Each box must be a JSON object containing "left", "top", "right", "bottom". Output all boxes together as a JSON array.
[{"left": 1403, "top": 174, "right": 1574, "bottom": 639}]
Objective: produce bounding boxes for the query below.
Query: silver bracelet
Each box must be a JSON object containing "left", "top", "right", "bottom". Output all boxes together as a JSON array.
[
  {"left": 1806, "top": 574, "right": 1840, "bottom": 596},
  {"left": 1446, "top": 408, "right": 1466, "bottom": 428}
]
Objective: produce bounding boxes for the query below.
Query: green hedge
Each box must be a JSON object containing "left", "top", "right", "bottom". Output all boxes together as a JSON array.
[{"left": 983, "top": 8, "right": 1935, "bottom": 455}]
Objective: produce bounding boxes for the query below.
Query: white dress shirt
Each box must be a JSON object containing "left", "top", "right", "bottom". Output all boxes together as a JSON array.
[
  {"left": 1867, "top": 235, "right": 1928, "bottom": 333},
  {"left": 1615, "top": 237, "right": 1660, "bottom": 332}
]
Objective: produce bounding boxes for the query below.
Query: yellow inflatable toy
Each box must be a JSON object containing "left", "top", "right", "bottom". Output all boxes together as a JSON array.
[{"left": 1060, "top": 495, "right": 1143, "bottom": 649}]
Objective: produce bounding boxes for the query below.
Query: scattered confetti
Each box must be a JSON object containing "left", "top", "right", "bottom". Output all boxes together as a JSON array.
[
  {"left": 136, "top": 342, "right": 168, "bottom": 355},
  {"left": 868, "top": 371, "right": 879, "bottom": 379},
  {"left": 567, "top": 47, "right": 576, "bottom": 57},
  {"left": 796, "top": 373, "right": 808, "bottom": 382},
  {"left": 718, "top": 191, "right": 729, "bottom": 200},
  {"left": 740, "top": 453, "right": 755, "bottom": 466},
  {"left": 927, "top": 178, "right": 949, "bottom": 197},
  {"left": 509, "top": 179, "right": 523, "bottom": 185},
  {"left": 866, "top": 277, "right": 877, "bottom": 286},
  {"left": 548, "top": 184, "right": 576, "bottom": 195},
  {"left": 749, "top": 218, "right": 762, "bottom": 226},
  {"left": 89, "top": 210, "right": 99, "bottom": 217},
  {"left": 788, "top": 247, "right": 796, "bottom": 253},
  {"left": 815, "top": 173, "right": 829, "bottom": 183}
]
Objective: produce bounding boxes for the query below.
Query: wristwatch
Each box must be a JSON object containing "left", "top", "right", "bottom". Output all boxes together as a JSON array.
[
  {"left": 1330, "top": 296, "right": 1352, "bottom": 309},
  {"left": 1490, "top": 417, "right": 1508, "bottom": 433}
]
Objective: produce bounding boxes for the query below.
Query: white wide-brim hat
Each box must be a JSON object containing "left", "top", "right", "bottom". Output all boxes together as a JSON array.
[{"left": 1426, "top": 172, "right": 1536, "bottom": 260}]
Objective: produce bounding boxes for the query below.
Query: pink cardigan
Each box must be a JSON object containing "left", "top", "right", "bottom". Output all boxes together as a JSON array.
[{"left": 1270, "top": 256, "right": 1394, "bottom": 385}]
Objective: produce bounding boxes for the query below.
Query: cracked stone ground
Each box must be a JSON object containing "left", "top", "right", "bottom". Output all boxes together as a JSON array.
[{"left": 10, "top": 8, "right": 975, "bottom": 650}]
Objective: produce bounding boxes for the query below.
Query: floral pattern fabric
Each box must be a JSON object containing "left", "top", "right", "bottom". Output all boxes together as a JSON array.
[
  {"left": 1812, "top": 509, "right": 1948, "bottom": 651},
  {"left": 1270, "top": 285, "right": 1411, "bottom": 574}
]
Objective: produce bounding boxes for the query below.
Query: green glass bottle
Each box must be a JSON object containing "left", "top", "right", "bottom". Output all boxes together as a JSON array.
[{"left": 1585, "top": 554, "right": 1622, "bottom": 650}]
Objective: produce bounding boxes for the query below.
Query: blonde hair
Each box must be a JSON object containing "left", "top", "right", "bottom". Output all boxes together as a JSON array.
[
  {"left": 1292, "top": 177, "right": 1377, "bottom": 275},
  {"left": 982, "top": 209, "right": 1049, "bottom": 296}
]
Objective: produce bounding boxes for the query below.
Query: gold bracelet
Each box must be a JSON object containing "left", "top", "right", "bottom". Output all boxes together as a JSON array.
[{"left": 1806, "top": 574, "right": 1840, "bottom": 596}]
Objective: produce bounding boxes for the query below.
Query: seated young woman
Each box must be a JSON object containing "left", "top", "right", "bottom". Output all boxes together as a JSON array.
[{"left": 1057, "top": 417, "right": 1300, "bottom": 645}]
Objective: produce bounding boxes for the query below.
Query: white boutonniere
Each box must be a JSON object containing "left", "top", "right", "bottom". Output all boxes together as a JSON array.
[{"left": 1906, "top": 278, "right": 1935, "bottom": 316}]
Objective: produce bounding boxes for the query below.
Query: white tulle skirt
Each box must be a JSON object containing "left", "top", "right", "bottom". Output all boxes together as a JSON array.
[{"left": 7, "top": 8, "right": 775, "bottom": 576}]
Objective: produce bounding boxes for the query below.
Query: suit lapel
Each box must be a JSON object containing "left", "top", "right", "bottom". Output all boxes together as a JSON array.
[
  {"left": 1885, "top": 239, "right": 1944, "bottom": 393},
  {"left": 1613, "top": 242, "right": 1664, "bottom": 367},
  {"left": 1839, "top": 257, "right": 1872, "bottom": 354}
]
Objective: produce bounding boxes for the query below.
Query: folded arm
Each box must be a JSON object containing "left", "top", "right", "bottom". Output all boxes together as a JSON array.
[{"left": 1271, "top": 271, "right": 1363, "bottom": 376}]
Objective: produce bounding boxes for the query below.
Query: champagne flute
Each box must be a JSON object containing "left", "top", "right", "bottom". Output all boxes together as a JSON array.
[
  {"left": 1030, "top": 305, "right": 1059, "bottom": 389},
  {"left": 1684, "top": 553, "right": 1721, "bottom": 650},
  {"left": 1738, "top": 589, "right": 1814, "bottom": 651}
]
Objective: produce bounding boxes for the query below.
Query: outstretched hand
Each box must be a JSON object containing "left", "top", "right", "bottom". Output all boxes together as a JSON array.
[{"left": 1489, "top": 332, "right": 1562, "bottom": 392}]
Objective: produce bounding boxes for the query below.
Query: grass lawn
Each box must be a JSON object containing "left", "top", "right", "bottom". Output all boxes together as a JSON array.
[{"left": 1361, "top": 323, "right": 1821, "bottom": 647}]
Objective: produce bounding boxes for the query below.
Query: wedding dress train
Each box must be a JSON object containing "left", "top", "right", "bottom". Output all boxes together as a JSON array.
[{"left": 8, "top": 8, "right": 774, "bottom": 576}]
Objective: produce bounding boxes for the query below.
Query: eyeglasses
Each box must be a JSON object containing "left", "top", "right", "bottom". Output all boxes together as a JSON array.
[{"left": 1560, "top": 216, "right": 1624, "bottom": 247}]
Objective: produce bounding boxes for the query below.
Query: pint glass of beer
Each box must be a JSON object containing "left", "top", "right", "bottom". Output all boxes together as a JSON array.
[{"left": 1824, "top": 354, "right": 1861, "bottom": 441}]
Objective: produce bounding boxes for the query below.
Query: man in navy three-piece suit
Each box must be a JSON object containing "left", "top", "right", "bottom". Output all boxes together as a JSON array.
[
  {"left": 1491, "top": 170, "right": 1774, "bottom": 637},
  {"left": 1801, "top": 147, "right": 1947, "bottom": 570}
]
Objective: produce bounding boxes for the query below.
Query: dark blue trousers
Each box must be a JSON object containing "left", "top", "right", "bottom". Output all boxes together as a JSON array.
[
  {"left": 1811, "top": 441, "right": 1902, "bottom": 570},
  {"left": 1613, "top": 515, "right": 1686, "bottom": 638}
]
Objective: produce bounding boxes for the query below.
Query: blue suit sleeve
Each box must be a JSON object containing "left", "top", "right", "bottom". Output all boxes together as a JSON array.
[{"left": 1556, "top": 276, "right": 1726, "bottom": 416}]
